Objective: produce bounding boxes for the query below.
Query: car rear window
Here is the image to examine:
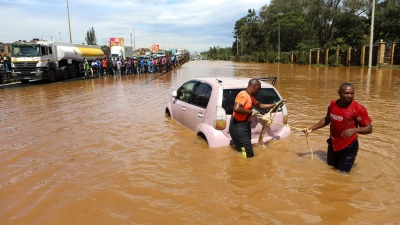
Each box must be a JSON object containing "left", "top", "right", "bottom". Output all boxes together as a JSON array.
[{"left": 222, "top": 88, "right": 280, "bottom": 115}]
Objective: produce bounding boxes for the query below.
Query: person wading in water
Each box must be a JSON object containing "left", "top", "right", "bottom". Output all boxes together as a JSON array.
[
  {"left": 229, "top": 79, "right": 277, "bottom": 158},
  {"left": 305, "top": 82, "right": 372, "bottom": 173}
]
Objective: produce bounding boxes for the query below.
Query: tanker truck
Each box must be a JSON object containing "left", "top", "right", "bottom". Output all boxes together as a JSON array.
[{"left": 11, "top": 41, "right": 104, "bottom": 83}]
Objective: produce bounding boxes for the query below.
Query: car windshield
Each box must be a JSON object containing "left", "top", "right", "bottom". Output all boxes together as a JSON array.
[
  {"left": 11, "top": 45, "right": 41, "bottom": 57},
  {"left": 222, "top": 88, "right": 281, "bottom": 115}
]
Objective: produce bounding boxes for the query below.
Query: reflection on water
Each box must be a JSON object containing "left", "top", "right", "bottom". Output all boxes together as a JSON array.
[{"left": 1, "top": 61, "right": 399, "bottom": 224}]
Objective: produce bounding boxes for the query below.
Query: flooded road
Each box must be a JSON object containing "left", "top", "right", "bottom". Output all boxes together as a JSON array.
[{"left": 1, "top": 61, "right": 399, "bottom": 224}]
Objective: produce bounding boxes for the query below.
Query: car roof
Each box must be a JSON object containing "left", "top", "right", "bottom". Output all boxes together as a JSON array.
[{"left": 190, "top": 77, "right": 275, "bottom": 89}]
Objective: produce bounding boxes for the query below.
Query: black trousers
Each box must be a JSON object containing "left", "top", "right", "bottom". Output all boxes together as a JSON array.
[
  {"left": 327, "top": 138, "right": 359, "bottom": 173},
  {"left": 229, "top": 117, "right": 254, "bottom": 158}
]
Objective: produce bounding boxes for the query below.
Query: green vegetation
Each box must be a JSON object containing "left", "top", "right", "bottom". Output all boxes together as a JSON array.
[
  {"left": 85, "top": 27, "right": 97, "bottom": 45},
  {"left": 202, "top": 0, "right": 400, "bottom": 65}
]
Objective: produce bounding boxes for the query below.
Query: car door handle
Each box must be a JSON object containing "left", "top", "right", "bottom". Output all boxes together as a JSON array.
[
  {"left": 197, "top": 113, "right": 203, "bottom": 118},
  {"left": 181, "top": 107, "right": 186, "bottom": 111}
]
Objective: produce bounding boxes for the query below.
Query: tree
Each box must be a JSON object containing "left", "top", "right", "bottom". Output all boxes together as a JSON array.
[
  {"left": 85, "top": 27, "right": 97, "bottom": 45},
  {"left": 334, "top": 12, "right": 369, "bottom": 48},
  {"left": 233, "top": 17, "right": 248, "bottom": 56},
  {"left": 267, "top": 12, "right": 311, "bottom": 52},
  {"left": 373, "top": 0, "right": 400, "bottom": 43},
  {"left": 232, "top": 9, "right": 265, "bottom": 56}
]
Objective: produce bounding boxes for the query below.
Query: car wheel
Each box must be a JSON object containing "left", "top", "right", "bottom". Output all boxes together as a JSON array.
[
  {"left": 165, "top": 108, "right": 171, "bottom": 117},
  {"left": 196, "top": 133, "right": 209, "bottom": 146}
]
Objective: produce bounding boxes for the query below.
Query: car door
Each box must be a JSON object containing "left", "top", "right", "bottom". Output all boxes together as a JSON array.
[
  {"left": 184, "top": 82, "right": 212, "bottom": 132},
  {"left": 170, "top": 81, "right": 197, "bottom": 125}
]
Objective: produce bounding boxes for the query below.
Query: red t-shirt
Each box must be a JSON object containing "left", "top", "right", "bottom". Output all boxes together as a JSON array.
[
  {"left": 233, "top": 90, "right": 258, "bottom": 122},
  {"left": 328, "top": 99, "right": 371, "bottom": 151}
]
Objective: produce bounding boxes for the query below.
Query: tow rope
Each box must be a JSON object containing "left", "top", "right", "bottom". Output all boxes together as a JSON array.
[{"left": 255, "top": 101, "right": 314, "bottom": 160}]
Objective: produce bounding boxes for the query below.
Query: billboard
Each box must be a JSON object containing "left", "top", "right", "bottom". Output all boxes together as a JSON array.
[
  {"left": 110, "top": 37, "right": 124, "bottom": 47},
  {"left": 151, "top": 44, "right": 159, "bottom": 53}
]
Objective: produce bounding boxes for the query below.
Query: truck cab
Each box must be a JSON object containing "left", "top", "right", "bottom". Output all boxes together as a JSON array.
[
  {"left": 110, "top": 46, "right": 123, "bottom": 59},
  {"left": 11, "top": 42, "right": 57, "bottom": 83}
]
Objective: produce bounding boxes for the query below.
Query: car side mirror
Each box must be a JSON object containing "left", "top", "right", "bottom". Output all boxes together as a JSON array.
[{"left": 172, "top": 90, "right": 177, "bottom": 98}]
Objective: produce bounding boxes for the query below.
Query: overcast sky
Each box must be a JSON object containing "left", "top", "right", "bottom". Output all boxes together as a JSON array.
[{"left": 1, "top": 0, "right": 271, "bottom": 53}]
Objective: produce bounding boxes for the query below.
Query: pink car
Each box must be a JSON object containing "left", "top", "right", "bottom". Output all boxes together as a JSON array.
[{"left": 165, "top": 77, "right": 291, "bottom": 147}]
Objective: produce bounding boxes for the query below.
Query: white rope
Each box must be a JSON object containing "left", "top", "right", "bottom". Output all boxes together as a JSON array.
[{"left": 256, "top": 102, "right": 314, "bottom": 160}]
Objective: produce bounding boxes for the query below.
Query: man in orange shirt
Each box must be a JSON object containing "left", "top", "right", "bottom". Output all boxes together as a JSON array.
[
  {"left": 229, "top": 79, "right": 277, "bottom": 158},
  {"left": 101, "top": 58, "right": 107, "bottom": 76}
]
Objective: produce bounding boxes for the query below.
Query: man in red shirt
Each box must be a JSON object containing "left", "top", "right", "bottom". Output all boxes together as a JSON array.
[
  {"left": 229, "top": 79, "right": 278, "bottom": 158},
  {"left": 306, "top": 83, "right": 372, "bottom": 173}
]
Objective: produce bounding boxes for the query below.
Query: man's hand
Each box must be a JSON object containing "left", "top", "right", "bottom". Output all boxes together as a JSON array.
[
  {"left": 251, "top": 109, "right": 259, "bottom": 116},
  {"left": 341, "top": 128, "right": 356, "bottom": 138},
  {"left": 303, "top": 127, "right": 312, "bottom": 134}
]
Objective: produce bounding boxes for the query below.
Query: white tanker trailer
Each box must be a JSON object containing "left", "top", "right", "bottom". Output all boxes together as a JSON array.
[{"left": 11, "top": 41, "right": 104, "bottom": 83}]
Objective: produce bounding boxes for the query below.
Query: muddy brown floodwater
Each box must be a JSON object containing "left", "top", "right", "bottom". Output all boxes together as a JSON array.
[{"left": 1, "top": 61, "right": 400, "bottom": 224}]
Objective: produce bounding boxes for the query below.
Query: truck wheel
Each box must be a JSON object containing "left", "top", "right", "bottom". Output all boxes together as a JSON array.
[
  {"left": 62, "top": 68, "right": 69, "bottom": 80},
  {"left": 69, "top": 65, "right": 77, "bottom": 78},
  {"left": 48, "top": 69, "right": 56, "bottom": 83},
  {"left": 20, "top": 79, "right": 29, "bottom": 84}
]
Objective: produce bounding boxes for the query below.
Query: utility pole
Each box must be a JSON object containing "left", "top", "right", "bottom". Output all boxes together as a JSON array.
[
  {"left": 134, "top": 22, "right": 141, "bottom": 52},
  {"left": 241, "top": 33, "right": 243, "bottom": 57},
  {"left": 278, "top": 19, "right": 281, "bottom": 58},
  {"left": 236, "top": 34, "right": 238, "bottom": 60},
  {"left": 273, "top": 14, "right": 282, "bottom": 59},
  {"left": 225, "top": 43, "right": 227, "bottom": 60},
  {"left": 127, "top": 22, "right": 141, "bottom": 52},
  {"left": 368, "top": 0, "right": 376, "bottom": 68},
  {"left": 66, "top": 0, "right": 72, "bottom": 43}
]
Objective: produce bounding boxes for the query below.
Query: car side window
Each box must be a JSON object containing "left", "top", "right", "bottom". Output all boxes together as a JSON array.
[
  {"left": 191, "top": 82, "right": 212, "bottom": 108},
  {"left": 177, "top": 81, "right": 196, "bottom": 103}
]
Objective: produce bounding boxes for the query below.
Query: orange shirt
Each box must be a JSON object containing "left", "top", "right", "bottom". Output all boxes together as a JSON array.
[
  {"left": 102, "top": 60, "right": 107, "bottom": 68},
  {"left": 233, "top": 90, "right": 258, "bottom": 122}
]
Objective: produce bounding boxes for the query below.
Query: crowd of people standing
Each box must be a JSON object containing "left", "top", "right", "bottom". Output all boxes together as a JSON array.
[{"left": 84, "top": 55, "right": 180, "bottom": 78}]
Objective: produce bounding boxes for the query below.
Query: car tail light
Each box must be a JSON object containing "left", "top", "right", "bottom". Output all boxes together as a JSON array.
[{"left": 213, "top": 106, "right": 226, "bottom": 130}]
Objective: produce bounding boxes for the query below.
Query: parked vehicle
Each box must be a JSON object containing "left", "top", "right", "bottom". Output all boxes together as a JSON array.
[
  {"left": 165, "top": 77, "right": 290, "bottom": 147},
  {"left": 157, "top": 51, "right": 166, "bottom": 57},
  {"left": 171, "top": 48, "right": 177, "bottom": 56},
  {"left": 11, "top": 41, "right": 103, "bottom": 83},
  {"left": 110, "top": 46, "right": 134, "bottom": 59}
]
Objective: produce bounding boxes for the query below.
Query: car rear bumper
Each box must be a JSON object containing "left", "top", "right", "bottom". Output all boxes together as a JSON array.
[{"left": 197, "top": 122, "right": 291, "bottom": 148}]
